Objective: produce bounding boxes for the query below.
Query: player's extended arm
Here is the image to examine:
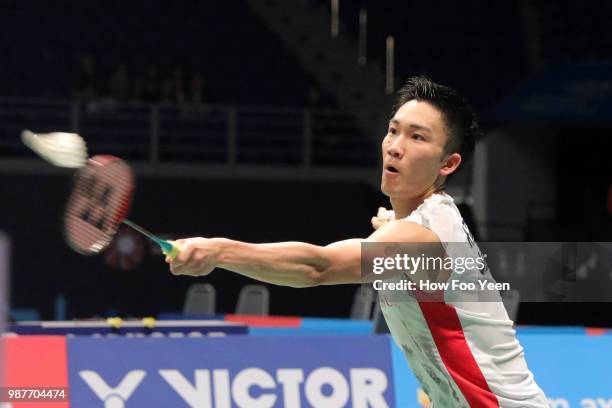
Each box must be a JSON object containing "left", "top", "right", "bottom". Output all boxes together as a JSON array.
[
  {"left": 167, "top": 220, "right": 438, "bottom": 288},
  {"left": 219, "top": 238, "right": 361, "bottom": 287}
]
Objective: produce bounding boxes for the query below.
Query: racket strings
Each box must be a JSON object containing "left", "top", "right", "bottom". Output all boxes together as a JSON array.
[
  {"left": 65, "top": 158, "right": 134, "bottom": 254},
  {"left": 76, "top": 175, "right": 115, "bottom": 233}
]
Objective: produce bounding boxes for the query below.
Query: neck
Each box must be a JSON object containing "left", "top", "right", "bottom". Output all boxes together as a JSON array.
[{"left": 390, "top": 187, "right": 443, "bottom": 219}]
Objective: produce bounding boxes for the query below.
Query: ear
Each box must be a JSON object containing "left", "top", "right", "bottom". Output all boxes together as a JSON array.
[{"left": 439, "top": 152, "right": 462, "bottom": 177}]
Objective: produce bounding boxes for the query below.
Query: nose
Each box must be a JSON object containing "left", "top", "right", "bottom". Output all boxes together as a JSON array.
[{"left": 386, "top": 138, "right": 404, "bottom": 160}]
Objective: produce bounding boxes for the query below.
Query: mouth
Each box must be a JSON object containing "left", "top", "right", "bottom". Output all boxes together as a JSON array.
[
  {"left": 383, "top": 165, "right": 400, "bottom": 177},
  {"left": 385, "top": 165, "right": 399, "bottom": 174}
]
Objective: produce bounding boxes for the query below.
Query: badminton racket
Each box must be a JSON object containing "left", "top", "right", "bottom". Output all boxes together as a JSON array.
[{"left": 63, "top": 155, "right": 180, "bottom": 258}]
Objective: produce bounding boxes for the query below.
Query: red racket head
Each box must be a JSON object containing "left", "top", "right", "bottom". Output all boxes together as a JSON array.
[{"left": 64, "top": 155, "right": 134, "bottom": 255}]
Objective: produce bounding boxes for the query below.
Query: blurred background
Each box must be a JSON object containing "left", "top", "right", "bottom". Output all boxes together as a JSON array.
[{"left": 1, "top": 0, "right": 611, "bottom": 327}]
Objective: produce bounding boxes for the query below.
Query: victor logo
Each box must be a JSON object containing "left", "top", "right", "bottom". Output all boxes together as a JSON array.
[
  {"left": 79, "top": 370, "right": 146, "bottom": 408},
  {"left": 79, "top": 367, "right": 389, "bottom": 407},
  {"left": 547, "top": 398, "right": 612, "bottom": 408}
]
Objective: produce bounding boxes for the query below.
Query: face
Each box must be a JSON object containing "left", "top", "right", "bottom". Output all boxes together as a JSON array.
[{"left": 381, "top": 99, "right": 460, "bottom": 199}]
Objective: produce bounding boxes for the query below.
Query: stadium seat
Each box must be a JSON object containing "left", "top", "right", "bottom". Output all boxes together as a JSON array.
[
  {"left": 183, "top": 283, "right": 216, "bottom": 315},
  {"left": 350, "top": 285, "right": 375, "bottom": 319},
  {"left": 371, "top": 299, "right": 390, "bottom": 334},
  {"left": 236, "top": 285, "right": 270, "bottom": 315}
]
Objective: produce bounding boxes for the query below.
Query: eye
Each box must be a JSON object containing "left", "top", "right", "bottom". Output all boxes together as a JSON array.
[
  {"left": 388, "top": 127, "right": 397, "bottom": 135},
  {"left": 412, "top": 133, "right": 425, "bottom": 141}
]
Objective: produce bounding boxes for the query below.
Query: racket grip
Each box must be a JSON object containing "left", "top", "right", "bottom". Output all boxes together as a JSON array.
[{"left": 160, "top": 240, "right": 181, "bottom": 259}]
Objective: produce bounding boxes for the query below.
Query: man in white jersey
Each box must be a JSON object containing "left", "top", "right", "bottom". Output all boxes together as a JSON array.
[{"left": 166, "top": 76, "right": 548, "bottom": 407}]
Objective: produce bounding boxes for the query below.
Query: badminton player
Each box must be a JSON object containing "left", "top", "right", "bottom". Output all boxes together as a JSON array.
[{"left": 167, "top": 76, "right": 548, "bottom": 407}]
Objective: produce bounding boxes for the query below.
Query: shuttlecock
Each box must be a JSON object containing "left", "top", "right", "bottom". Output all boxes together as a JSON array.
[{"left": 21, "top": 129, "right": 88, "bottom": 168}]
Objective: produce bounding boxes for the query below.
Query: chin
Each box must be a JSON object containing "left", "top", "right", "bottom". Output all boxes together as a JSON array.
[
  {"left": 380, "top": 181, "right": 390, "bottom": 196},
  {"left": 380, "top": 182, "right": 399, "bottom": 198}
]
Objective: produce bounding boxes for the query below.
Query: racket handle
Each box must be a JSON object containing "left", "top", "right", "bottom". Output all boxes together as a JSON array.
[{"left": 160, "top": 240, "right": 181, "bottom": 259}]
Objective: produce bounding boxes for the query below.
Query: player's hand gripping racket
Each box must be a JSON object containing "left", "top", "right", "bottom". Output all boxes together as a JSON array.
[{"left": 63, "top": 155, "right": 180, "bottom": 258}]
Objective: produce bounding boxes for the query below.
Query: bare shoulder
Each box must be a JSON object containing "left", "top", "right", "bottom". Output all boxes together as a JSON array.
[{"left": 366, "top": 219, "right": 439, "bottom": 243}]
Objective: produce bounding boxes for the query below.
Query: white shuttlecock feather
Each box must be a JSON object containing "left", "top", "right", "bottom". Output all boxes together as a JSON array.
[{"left": 21, "top": 130, "right": 88, "bottom": 168}]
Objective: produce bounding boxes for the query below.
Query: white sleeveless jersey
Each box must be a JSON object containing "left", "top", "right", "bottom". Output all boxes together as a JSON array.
[{"left": 379, "top": 193, "right": 548, "bottom": 407}]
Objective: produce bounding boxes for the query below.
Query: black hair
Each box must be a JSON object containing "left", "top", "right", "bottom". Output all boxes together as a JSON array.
[{"left": 393, "top": 75, "right": 480, "bottom": 168}]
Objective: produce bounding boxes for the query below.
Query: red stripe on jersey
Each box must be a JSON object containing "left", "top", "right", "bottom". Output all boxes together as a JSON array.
[{"left": 418, "top": 300, "right": 501, "bottom": 407}]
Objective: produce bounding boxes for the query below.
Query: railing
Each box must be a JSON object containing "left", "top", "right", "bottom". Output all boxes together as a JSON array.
[{"left": 0, "top": 98, "right": 381, "bottom": 174}]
